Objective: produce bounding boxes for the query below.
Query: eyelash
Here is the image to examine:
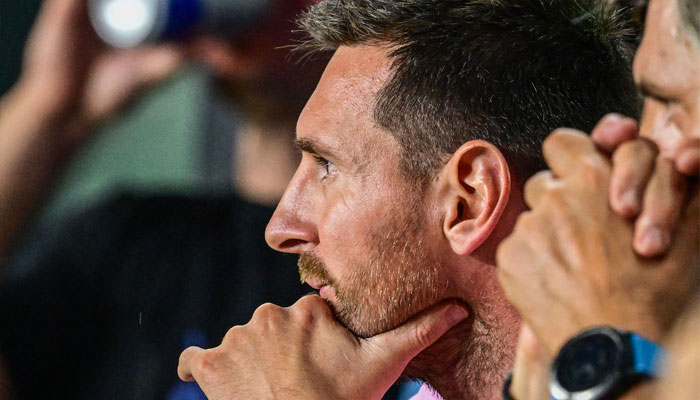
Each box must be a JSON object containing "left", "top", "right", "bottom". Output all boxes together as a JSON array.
[{"left": 312, "top": 155, "right": 336, "bottom": 180}]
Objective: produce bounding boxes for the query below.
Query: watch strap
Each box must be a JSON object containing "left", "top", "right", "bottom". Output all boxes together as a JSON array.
[{"left": 630, "top": 333, "right": 667, "bottom": 378}]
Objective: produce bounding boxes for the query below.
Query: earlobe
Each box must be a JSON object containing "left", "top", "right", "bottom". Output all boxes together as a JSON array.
[{"left": 440, "top": 140, "right": 511, "bottom": 255}]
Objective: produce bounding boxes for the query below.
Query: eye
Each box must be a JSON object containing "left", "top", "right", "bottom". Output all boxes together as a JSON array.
[{"left": 313, "top": 155, "right": 338, "bottom": 180}]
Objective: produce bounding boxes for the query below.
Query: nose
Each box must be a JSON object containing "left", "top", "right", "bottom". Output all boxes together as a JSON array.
[{"left": 265, "top": 170, "right": 319, "bottom": 254}]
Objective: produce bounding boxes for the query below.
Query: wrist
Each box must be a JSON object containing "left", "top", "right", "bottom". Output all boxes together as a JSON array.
[
  {"left": 10, "top": 77, "right": 91, "bottom": 150},
  {"left": 13, "top": 76, "right": 71, "bottom": 121}
]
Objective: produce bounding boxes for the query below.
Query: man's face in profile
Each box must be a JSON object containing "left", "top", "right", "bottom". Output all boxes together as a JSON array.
[
  {"left": 634, "top": 0, "right": 700, "bottom": 147},
  {"left": 265, "top": 46, "right": 455, "bottom": 338}
]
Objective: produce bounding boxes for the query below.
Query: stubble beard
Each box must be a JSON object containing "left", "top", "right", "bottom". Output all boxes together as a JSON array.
[
  {"left": 297, "top": 201, "right": 512, "bottom": 399},
  {"left": 298, "top": 204, "right": 445, "bottom": 338},
  {"left": 402, "top": 302, "right": 515, "bottom": 400}
]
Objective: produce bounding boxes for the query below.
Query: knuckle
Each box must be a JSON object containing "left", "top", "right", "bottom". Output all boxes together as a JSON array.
[
  {"left": 514, "top": 210, "right": 540, "bottom": 232},
  {"left": 540, "top": 184, "right": 566, "bottom": 208},
  {"left": 579, "top": 154, "right": 610, "bottom": 185},
  {"left": 291, "top": 295, "right": 331, "bottom": 321},
  {"left": 252, "top": 302, "right": 283, "bottom": 319},
  {"left": 195, "top": 350, "right": 223, "bottom": 381},
  {"left": 295, "top": 294, "right": 326, "bottom": 308},
  {"left": 250, "top": 303, "right": 288, "bottom": 333},
  {"left": 411, "top": 322, "right": 434, "bottom": 349},
  {"left": 524, "top": 170, "right": 551, "bottom": 193},
  {"left": 544, "top": 128, "right": 588, "bottom": 152},
  {"left": 222, "top": 325, "right": 244, "bottom": 344},
  {"left": 178, "top": 348, "right": 195, "bottom": 372},
  {"left": 543, "top": 129, "right": 567, "bottom": 153}
]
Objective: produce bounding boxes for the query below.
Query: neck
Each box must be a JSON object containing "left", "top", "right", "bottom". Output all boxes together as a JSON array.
[
  {"left": 232, "top": 121, "right": 299, "bottom": 206},
  {"left": 404, "top": 283, "right": 520, "bottom": 399},
  {"left": 402, "top": 241, "right": 522, "bottom": 399}
]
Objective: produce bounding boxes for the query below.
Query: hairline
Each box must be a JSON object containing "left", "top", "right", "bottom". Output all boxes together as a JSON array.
[{"left": 299, "top": 42, "right": 451, "bottom": 183}]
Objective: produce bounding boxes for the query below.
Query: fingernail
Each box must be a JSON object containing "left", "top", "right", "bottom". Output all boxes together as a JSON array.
[
  {"left": 603, "top": 113, "right": 623, "bottom": 124},
  {"left": 640, "top": 227, "right": 670, "bottom": 255},
  {"left": 445, "top": 305, "right": 469, "bottom": 325}
]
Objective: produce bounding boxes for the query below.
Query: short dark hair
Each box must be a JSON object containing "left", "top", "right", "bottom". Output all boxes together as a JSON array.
[{"left": 298, "top": 0, "right": 641, "bottom": 182}]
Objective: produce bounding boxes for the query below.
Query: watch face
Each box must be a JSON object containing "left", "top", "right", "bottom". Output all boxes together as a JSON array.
[{"left": 556, "top": 332, "right": 622, "bottom": 392}]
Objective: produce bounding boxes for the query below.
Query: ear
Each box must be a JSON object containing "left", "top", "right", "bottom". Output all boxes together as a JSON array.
[{"left": 438, "top": 140, "right": 511, "bottom": 255}]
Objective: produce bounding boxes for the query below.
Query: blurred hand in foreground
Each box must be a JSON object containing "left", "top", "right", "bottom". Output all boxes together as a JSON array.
[
  {"left": 18, "top": 0, "right": 184, "bottom": 135},
  {"left": 497, "top": 128, "right": 699, "bottom": 354},
  {"left": 591, "top": 113, "right": 698, "bottom": 257}
]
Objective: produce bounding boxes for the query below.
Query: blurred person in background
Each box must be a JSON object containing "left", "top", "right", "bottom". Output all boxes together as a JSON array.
[
  {"left": 497, "top": 0, "right": 700, "bottom": 398},
  {"left": 0, "top": 0, "right": 328, "bottom": 398}
]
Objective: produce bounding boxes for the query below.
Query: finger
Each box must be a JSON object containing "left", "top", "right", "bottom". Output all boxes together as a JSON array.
[
  {"left": 177, "top": 346, "right": 205, "bottom": 382},
  {"left": 633, "top": 157, "right": 687, "bottom": 257},
  {"left": 524, "top": 170, "right": 556, "bottom": 209},
  {"left": 591, "top": 113, "right": 639, "bottom": 153},
  {"left": 542, "top": 128, "right": 602, "bottom": 179},
  {"left": 609, "top": 138, "right": 658, "bottom": 217},
  {"left": 368, "top": 301, "right": 469, "bottom": 366},
  {"left": 675, "top": 138, "right": 700, "bottom": 176},
  {"left": 130, "top": 46, "right": 185, "bottom": 86},
  {"left": 510, "top": 324, "right": 552, "bottom": 400},
  {"left": 38, "top": 0, "right": 87, "bottom": 28},
  {"left": 83, "top": 46, "right": 184, "bottom": 121},
  {"left": 27, "top": 0, "right": 84, "bottom": 52}
]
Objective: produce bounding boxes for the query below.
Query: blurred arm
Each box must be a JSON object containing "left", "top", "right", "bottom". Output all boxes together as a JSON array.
[
  {"left": 0, "top": 79, "right": 84, "bottom": 260},
  {"left": 0, "top": 0, "right": 182, "bottom": 262}
]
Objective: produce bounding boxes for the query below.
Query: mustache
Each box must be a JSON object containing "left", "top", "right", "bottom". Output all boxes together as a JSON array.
[{"left": 298, "top": 252, "right": 334, "bottom": 286}]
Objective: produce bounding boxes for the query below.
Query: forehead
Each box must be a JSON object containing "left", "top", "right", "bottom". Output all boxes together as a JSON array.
[{"left": 296, "top": 46, "right": 396, "bottom": 157}]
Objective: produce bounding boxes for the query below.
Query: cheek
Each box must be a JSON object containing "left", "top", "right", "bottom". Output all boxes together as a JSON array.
[{"left": 317, "top": 185, "right": 394, "bottom": 277}]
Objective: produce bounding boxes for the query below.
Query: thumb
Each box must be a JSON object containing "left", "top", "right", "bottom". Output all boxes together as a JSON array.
[
  {"left": 125, "top": 45, "right": 185, "bottom": 87},
  {"left": 367, "top": 301, "right": 469, "bottom": 366}
]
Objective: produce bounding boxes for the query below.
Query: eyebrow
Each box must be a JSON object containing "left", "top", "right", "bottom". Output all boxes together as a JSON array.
[{"left": 294, "top": 138, "right": 339, "bottom": 159}]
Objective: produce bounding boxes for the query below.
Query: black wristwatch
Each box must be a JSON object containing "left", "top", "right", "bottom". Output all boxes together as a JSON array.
[{"left": 549, "top": 326, "right": 667, "bottom": 400}]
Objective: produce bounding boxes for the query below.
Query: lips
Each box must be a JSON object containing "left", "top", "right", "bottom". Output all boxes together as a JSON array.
[
  {"left": 305, "top": 277, "right": 328, "bottom": 290},
  {"left": 304, "top": 277, "right": 336, "bottom": 300}
]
